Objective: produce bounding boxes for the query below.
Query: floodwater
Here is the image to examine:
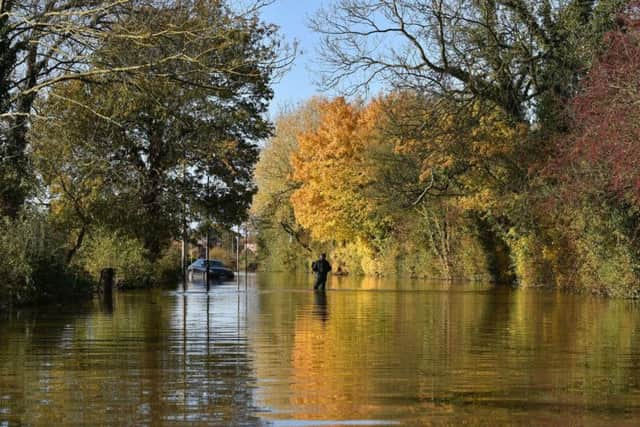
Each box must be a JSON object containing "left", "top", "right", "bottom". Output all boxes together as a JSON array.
[{"left": 1, "top": 274, "right": 640, "bottom": 426}]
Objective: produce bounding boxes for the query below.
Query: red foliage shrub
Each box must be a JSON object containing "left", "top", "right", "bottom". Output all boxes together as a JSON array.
[{"left": 554, "top": 1, "right": 640, "bottom": 203}]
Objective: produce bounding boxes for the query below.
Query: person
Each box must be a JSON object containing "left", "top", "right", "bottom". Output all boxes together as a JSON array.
[{"left": 311, "top": 253, "right": 332, "bottom": 290}]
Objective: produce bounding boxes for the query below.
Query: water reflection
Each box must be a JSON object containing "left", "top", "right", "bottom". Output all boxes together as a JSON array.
[
  {"left": 313, "top": 291, "right": 329, "bottom": 323},
  {"left": 250, "top": 274, "right": 640, "bottom": 426},
  {"left": 101, "top": 290, "right": 114, "bottom": 314},
  {"left": 2, "top": 274, "right": 640, "bottom": 425},
  {"left": 0, "top": 286, "right": 262, "bottom": 426}
]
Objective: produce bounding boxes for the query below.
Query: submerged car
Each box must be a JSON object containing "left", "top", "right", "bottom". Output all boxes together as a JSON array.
[{"left": 187, "top": 259, "right": 235, "bottom": 281}]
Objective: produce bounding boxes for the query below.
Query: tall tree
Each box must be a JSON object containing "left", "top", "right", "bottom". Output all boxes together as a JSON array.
[
  {"left": 1, "top": 0, "right": 287, "bottom": 218},
  {"left": 311, "top": 0, "right": 626, "bottom": 125},
  {"left": 32, "top": 0, "right": 284, "bottom": 260},
  {"left": 290, "top": 97, "right": 391, "bottom": 249},
  {"left": 253, "top": 99, "right": 323, "bottom": 256},
  {"left": 1, "top": 0, "right": 131, "bottom": 217},
  {"left": 553, "top": 2, "right": 640, "bottom": 204}
]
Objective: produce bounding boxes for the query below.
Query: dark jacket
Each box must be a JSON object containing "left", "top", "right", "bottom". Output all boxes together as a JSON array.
[{"left": 312, "top": 259, "right": 332, "bottom": 277}]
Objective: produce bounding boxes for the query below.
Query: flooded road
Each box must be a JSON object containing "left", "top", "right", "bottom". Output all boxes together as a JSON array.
[{"left": 2, "top": 273, "right": 640, "bottom": 425}]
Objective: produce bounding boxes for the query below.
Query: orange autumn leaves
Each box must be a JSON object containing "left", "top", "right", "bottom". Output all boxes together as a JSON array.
[
  {"left": 282, "top": 95, "right": 525, "bottom": 252},
  {"left": 290, "top": 98, "right": 386, "bottom": 243}
]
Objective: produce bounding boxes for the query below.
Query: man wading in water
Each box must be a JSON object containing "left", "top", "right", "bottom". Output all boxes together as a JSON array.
[{"left": 312, "top": 253, "right": 332, "bottom": 291}]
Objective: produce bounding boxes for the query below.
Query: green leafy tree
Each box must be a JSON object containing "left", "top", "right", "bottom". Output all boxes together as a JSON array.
[
  {"left": 1, "top": 0, "right": 290, "bottom": 218},
  {"left": 1, "top": 0, "right": 128, "bottom": 217},
  {"left": 32, "top": 0, "right": 284, "bottom": 261}
]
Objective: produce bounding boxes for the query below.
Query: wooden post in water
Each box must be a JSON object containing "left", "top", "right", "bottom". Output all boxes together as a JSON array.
[
  {"left": 99, "top": 268, "right": 115, "bottom": 312},
  {"left": 205, "top": 174, "right": 211, "bottom": 292}
]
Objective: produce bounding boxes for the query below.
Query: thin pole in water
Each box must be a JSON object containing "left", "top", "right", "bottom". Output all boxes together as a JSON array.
[
  {"left": 244, "top": 224, "right": 248, "bottom": 291},
  {"left": 181, "top": 144, "right": 187, "bottom": 293},
  {"left": 205, "top": 173, "right": 210, "bottom": 293},
  {"left": 205, "top": 229, "right": 210, "bottom": 292},
  {"left": 181, "top": 226, "right": 187, "bottom": 292}
]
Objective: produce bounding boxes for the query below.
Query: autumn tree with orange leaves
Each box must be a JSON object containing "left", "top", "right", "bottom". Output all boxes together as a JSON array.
[
  {"left": 254, "top": 1, "right": 640, "bottom": 295},
  {"left": 290, "top": 98, "right": 391, "bottom": 248}
]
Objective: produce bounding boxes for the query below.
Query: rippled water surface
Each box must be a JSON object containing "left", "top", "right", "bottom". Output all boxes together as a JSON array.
[{"left": 2, "top": 273, "right": 640, "bottom": 426}]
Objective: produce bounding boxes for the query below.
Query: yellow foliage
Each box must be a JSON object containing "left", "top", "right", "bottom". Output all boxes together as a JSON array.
[
  {"left": 387, "top": 94, "right": 527, "bottom": 213},
  {"left": 290, "top": 98, "right": 387, "bottom": 244},
  {"left": 253, "top": 98, "right": 324, "bottom": 220}
]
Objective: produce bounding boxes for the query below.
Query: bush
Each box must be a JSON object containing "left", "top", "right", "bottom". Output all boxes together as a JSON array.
[
  {"left": 255, "top": 225, "right": 312, "bottom": 272},
  {"left": 570, "top": 204, "right": 640, "bottom": 297},
  {"left": 508, "top": 200, "right": 640, "bottom": 296},
  {"left": 0, "top": 211, "right": 92, "bottom": 305},
  {"left": 77, "top": 230, "right": 152, "bottom": 288},
  {"left": 152, "top": 242, "right": 182, "bottom": 285}
]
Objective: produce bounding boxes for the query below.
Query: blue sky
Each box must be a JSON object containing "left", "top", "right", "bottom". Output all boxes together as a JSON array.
[{"left": 262, "top": 1, "right": 329, "bottom": 117}]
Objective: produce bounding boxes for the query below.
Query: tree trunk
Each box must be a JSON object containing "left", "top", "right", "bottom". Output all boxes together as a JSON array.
[{"left": 473, "top": 213, "right": 516, "bottom": 285}]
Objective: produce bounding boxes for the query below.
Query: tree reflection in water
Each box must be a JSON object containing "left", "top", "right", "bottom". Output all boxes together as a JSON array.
[{"left": 2, "top": 274, "right": 640, "bottom": 426}]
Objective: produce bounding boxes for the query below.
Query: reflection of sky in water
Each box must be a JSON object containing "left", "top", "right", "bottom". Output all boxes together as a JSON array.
[
  {"left": 169, "top": 287, "right": 249, "bottom": 348},
  {"left": 166, "top": 284, "right": 259, "bottom": 419},
  {"left": 0, "top": 283, "right": 263, "bottom": 426}
]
